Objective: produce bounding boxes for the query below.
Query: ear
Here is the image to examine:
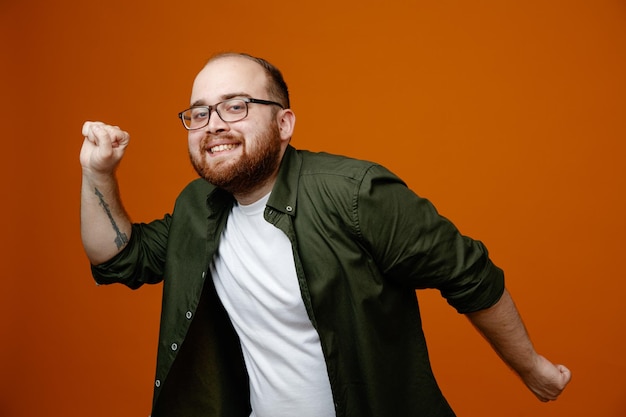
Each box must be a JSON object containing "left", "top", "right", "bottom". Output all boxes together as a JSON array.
[{"left": 277, "top": 109, "right": 296, "bottom": 142}]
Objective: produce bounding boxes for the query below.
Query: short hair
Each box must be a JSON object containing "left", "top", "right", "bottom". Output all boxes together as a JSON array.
[{"left": 206, "top": 52, "right": 290, "bottom": 109}]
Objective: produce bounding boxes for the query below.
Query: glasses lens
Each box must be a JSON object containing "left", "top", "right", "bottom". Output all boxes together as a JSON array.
[
  {"left": 182, "top": 107, "right": 210, "bottom": 130},
  {"left": 216, "top": 99, "right": 248, "bottom": 122}
]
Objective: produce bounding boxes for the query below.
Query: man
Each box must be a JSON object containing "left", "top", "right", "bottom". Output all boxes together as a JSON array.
[{"left": 80, "top": 53, "right": 571, "bottom": 417}]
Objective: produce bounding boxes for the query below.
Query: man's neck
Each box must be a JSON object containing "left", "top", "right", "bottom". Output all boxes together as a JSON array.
[{"left": 233, "top": 176, "right": 276, "bottom": 206}]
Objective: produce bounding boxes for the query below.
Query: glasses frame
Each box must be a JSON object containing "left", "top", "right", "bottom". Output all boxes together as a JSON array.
[{"left": 178, "top": 97, "right": 284, "bottom": 130}]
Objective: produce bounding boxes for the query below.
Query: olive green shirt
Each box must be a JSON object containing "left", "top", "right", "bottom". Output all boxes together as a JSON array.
[{"left": 92, "top": 145, "right": 505, "bottom": 417}]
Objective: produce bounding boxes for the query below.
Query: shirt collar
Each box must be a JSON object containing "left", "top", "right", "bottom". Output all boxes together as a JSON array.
[{"left": 267, "top": 145, "right": 300, "bottom": 217}]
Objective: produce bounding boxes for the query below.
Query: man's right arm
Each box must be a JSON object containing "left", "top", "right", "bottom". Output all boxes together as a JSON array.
[{"left": 80, "top": 121, "right": 132, "bottom": 265}]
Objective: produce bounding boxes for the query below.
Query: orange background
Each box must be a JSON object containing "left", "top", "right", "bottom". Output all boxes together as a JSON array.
[{"left": 1, "top": 1, "right": 625, "bottom": 416}]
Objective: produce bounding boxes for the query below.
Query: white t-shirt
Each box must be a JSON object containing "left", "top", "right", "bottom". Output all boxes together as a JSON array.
[{"left": 211, "top": 193, "right": 336, "bottom": 417}]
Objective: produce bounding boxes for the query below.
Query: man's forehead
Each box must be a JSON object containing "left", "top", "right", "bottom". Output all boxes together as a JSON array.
[
  {"left": 200, "top": 56, "right": 266, "bottom": 81},
  {"left": 192, "top": 56, "right": 267, "bottom": 100}
]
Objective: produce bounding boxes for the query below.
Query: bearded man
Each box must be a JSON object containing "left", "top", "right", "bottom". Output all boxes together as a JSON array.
[{"left": 80, "top": 53, "right": 570, "bottom": 417}]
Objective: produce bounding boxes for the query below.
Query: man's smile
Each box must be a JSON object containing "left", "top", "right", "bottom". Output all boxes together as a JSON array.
[{"left": 209, "top": 143, "right": 240, "bottom": 154}]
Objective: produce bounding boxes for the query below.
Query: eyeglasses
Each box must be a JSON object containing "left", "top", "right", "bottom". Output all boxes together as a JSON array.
[{"left": 178, "top": 97, "right": 284, "bottom": 130}]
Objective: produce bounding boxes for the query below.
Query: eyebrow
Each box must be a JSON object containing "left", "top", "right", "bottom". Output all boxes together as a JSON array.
[{"left": 191, "top": 92, "right": 252, "bottom": 107}]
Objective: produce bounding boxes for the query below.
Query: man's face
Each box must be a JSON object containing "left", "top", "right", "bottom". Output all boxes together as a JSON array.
[{"left": 187, "top": 57, "right": 288, "bottom": 197}]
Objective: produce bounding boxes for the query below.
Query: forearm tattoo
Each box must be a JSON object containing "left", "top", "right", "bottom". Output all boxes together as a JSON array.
[{"left": 94, "top": 187, "right": 129, "bottom": 249}]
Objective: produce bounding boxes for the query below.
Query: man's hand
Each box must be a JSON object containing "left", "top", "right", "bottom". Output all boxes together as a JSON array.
[
  {"left": 80, "top": 121, "right": 130, "bottom": 175},
  {"left": 520, "top": 354, "right": 571, "bottom": 402}
]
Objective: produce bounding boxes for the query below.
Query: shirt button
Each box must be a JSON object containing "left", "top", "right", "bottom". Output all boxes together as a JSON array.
[
  {"left": 155, "top": 379, "right": 161, "bottom": 388},
  {"left": 286, "top": 205, "right": 293, "bottom": 212},
  {"left": 186, "top": 311, "right": 193, "bottom": 319},
  {"left": 201, "top": 271, "right": 206, "bottom": 279},
  {"left": 171, "top": 343, "right": 178, "bottom": 351}
]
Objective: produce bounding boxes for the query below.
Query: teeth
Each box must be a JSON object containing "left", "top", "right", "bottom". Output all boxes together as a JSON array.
[{"left": 210, "top": 144, "right": 237, "bottom": 153}]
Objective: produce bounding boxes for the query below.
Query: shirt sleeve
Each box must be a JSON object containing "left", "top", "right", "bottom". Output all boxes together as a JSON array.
[
  {"left": 90, "top": 215, "right": 171, "bottom": 289},
  {"left": 354, "top": 164, "right": 504, "bottom": 314}
]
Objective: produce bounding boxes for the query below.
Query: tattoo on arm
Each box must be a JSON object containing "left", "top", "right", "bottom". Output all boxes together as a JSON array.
[{"left": 94, "top": 187, "right": 129, "bottom": 249}]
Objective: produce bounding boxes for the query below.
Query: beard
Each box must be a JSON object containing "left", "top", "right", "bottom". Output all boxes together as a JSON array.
[{"left": 189, "top": 120, "right": 283, "bottom": 196}]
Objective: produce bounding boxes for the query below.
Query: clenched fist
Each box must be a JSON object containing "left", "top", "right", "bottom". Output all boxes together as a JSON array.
[{"left": 80, "top": 121, "right": 130, "bottom": 175}]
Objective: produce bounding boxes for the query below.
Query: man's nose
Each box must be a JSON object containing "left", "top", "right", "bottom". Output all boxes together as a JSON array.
[{"left": 205, "top": 109, "right": 229, "bottom": 133}]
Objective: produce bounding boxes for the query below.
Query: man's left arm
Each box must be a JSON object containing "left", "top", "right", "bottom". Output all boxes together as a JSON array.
[{"left": 466, "top": 288, "right": 572, "bottom": 402}]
